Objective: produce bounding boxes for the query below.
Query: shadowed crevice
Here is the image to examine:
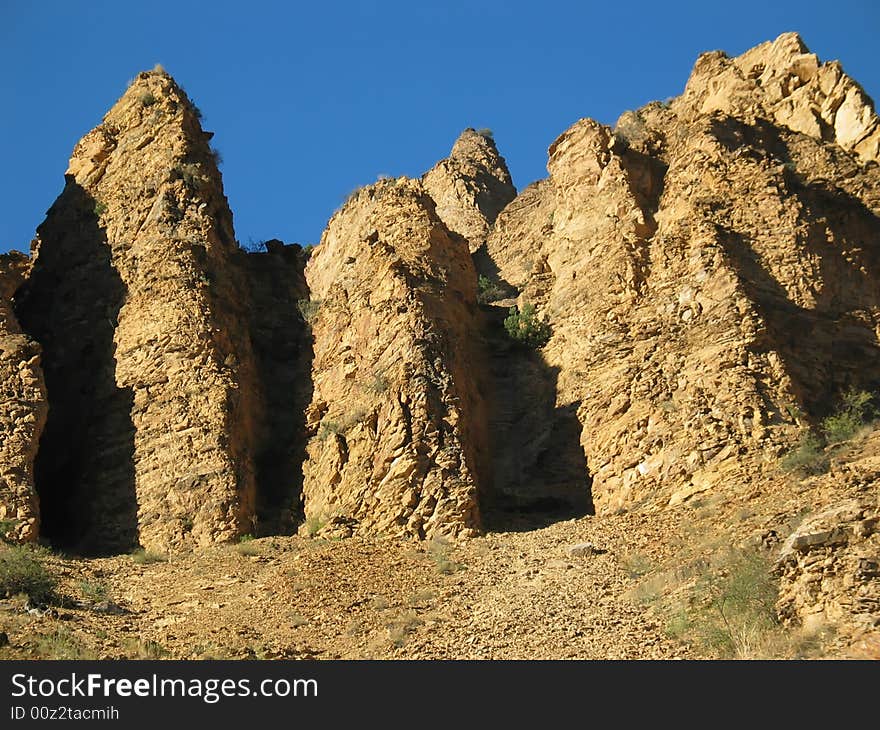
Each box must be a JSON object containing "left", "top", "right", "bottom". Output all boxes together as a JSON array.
[
  {"left": 240, "top": 240, "right": 313, "bottom": 536},
  {"left": 479, "top": 303, "right": 594, "bottom": 532},
  {"left": 14, "top": 179, "right": 137, "bottom": 555}
]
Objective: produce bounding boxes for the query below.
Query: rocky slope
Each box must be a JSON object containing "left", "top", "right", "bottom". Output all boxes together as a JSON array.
[
  {"left": 301, "top": 179, "right": 489, "bottom": 539},
  {"left": 0, "top": 253, "right": 46, "bottom": 542}
]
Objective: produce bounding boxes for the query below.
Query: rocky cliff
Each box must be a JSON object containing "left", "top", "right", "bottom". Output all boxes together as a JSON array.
[
  {"left": 0, "top": 34, "right": 876, "bottom": 581},
  {"left": 14, "top": 68, "right": 265, "bottom": 553},
  {"left": 422, "top": 129, "right": 517, "bottom": 252},
  {"left": 484, "top": 33, "right": 880, "bottom": 516},
  {"left": 0, "top": 253, "right": 46, "bottom": 542},
  {"left": 300, "top": 179, "right": 489, "bottom": 539}
]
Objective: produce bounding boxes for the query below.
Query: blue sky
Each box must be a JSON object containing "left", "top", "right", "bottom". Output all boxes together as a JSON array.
[{"left": 2, "top": 0, "right": 878, "bottom": 254}]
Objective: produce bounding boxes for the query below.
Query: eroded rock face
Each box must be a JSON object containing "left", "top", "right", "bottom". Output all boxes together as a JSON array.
[
  {"left": 15, "top": 69, "right": 262, "bottom": 552},
  {"left": 678, "top": 32, "right": 880, "bottom": 164},
  {"left": 484, "top": 36, "right": 880, "bottom": 515},
  {"left": 422, "top": 129, "right": 517, "bottom": 252},
  {"left": 301, "top": 179, "right": 488, "bottom": 539},
  {"left": 776, "top": 495, "right": 880, "bottom": 636},
  {"left": 0, "top": 253, "right": 47, "bottom": 542}
]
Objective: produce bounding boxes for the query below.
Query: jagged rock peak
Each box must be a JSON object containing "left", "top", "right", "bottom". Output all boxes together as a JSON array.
[
  {"left": 15, "top": 66, "right": 261, "bottom": 553},
  {"left": 678, "top": 31, "right": 880, "bottom": 163},
  {"left": 422, "top": 128, "right": 517, "bottom": 252},
  {"left": 302, "top": 176, "right": 489, "bottom": 540}
]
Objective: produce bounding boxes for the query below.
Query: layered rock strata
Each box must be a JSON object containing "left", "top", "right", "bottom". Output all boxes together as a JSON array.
[
  {"left": 301, "top": 179, "right": 489, "bottom": 539},
  {"left": 0, "top": 253, "right": 47, "bottom": 542},
  {"left": 484, "top": 33, "right": 880, "bottom": 515},
  {"left": 422, "top": 129, "right": 517, "bottom": 252},
  {"left": 14, "top": 69, "right": 262, "bottom": 552}
]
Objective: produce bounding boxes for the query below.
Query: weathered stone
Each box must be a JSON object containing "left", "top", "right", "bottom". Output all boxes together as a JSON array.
[
  {"left": 484, "top": 35, "right": 880, "bottom": 517},
  {"left": 301, "top": 178, "right": 489, "bottom": 539},
  {"left": 423, "top": 129, "right": 516, "bottom": 252},
  {"left": 678, "top": 32, "right": 880, "bottom": 164},
  {"left": 14, "top": 69, "right": 263, "bottom": 552},
  {"left": 0, "top": 252, "right": 47, "bottom": 543},
  {"left": 566, "top": 542, "right": 596, "bottom": 558}
]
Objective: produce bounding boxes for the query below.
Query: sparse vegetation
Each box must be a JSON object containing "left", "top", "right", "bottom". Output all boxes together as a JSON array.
[
  {"left": 93, "top": 200, "right": 108, "bottom": 217},
  {"left": 504, "top": 303, "right": 552, "bottom": 349},
  {"left": 365, "top": 369, "right": 390, "bottom": 394},
  {"left": 317, "top": 419, "right": 343, "bottom": 440},
  {"left": 427, "top": 538, "right": 464, "bottom": 575},
  {"left": 0, "top": 519, "right": 18, "bottom": 542},
  {"left": 77, "top": 579, "right": 108, "bottom": 603},
  {"left": 387, "top": 610, "right": 423, "bottom": 648},
  {"left": 779, "top": 431, "right": 827, "bottom": 475},
  {"left": 139, "top": 91, "right": 157, "bottom": 107},
  {"left": 821, "top": 387, "right": 874, "bottom": 443},
  {"left": 475, "top": 127, "right": 494, "bottom": 138},
  {"left": 779, "top": 389, "right": 875, "bottom": 473},
  {"left": 235, "top": 534, "right": 260, "bottom": 556},
  {"left": 477, "top": 274, "right": 506, "bottom": 304},
  {"left": 300, "top": 244, "right": 315, "bottom": 262},
  {"left": 297, "top": 298, "right": 321, "bottom": 326},
  {"left": 37, "top": 629, "right": 95, "bottom": 660},
  {"left": 130, "top": 548, "right": 167, "bottom": 565},
  {"left": 0, "top": 545, "right": 56, "bottom": 602},
  {"left": 122, "top": 637, "right": 168, "bottom": 659},
  {"left": 304, "top": 515, "right": 326, "bottom": 538},
  {"left": 665, "top": 549, "right": 781, "bottom": 659}
]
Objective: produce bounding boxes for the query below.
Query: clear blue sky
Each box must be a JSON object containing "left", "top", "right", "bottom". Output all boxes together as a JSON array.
[{"left": 2, "top": 0, "right": 878, "bottom": 254}]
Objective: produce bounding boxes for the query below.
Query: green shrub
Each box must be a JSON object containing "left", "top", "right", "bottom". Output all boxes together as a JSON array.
[
  {"left": 37, "top": 629, "right": 95, "bottom": 660},
  {"left": 297, "top": 298, "right": 321, "bottom": 326},
  {"left": 0, "top": 545, "right": 56, "bottom": 602},
  {"left": 93, "top": 201, "right": 108, "bottom": 217},
  {"left": 0, "top": 519, "right": 18, "bottom": 541},
  {"left": 130, "top": 549, "right": 167, "bottom": 565},
  {"left": 504, "top": 303, "right": 552, "bottom": 348},
  {"left": 779, "top": 432, "right": 828, "bottom": 475},
  {"left": 664, "top": 549, "right": 781, "bottom": 659},
  {"left": 139, "top": 91, "right": 157, "bottom": 107},
  {"left": 821, "top": 388, "right": 874, "bottom": 443},
  {"left": 475, "top": 127, "right": 494, "bottom": 139}
]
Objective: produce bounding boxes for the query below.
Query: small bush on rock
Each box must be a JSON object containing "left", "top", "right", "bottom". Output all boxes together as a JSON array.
[{"left": 504, "top": 303, "right": 551, "bottom": 349}]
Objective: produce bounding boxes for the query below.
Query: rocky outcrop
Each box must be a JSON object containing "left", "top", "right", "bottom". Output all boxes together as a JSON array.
[
  {"left": 776, "top": 492, "right": 879, "bottom": 637},
  {"left": 0, "top": 253, "right": 47, "bottom": 542},
  {"left": 301, "top": 178, "right": 489, "bottom": 539},
  {"left": 14, "top": 69, "right": 262, "bottom": 552},
  {"left": 422, "top": 129, "right": 516, "bottom": 252},
  {"left": 678, "top": 32, "right": 880, "bottom": 164},
  {"left": 484, "top": 35, "right": 880, "bottom": 515}
]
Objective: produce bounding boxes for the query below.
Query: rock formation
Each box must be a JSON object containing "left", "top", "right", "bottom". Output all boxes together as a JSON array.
[
  {"left": 678, "top": 32, "right": 880, "bottom": 164},
  {"left": 300, "top": 179, "right": 489, "bottom": 539},
  {"left": 484, "top": 33, "right": 880, "bottom": 516},
  {"left": 0, "top": 253, "right": 47, "bottom": 542},
  {"left": 422, "top": 129, "right": 517, "bottom": 252},
  {"left": 14, "top": 69, "right": 264, "bottom": 552}
]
